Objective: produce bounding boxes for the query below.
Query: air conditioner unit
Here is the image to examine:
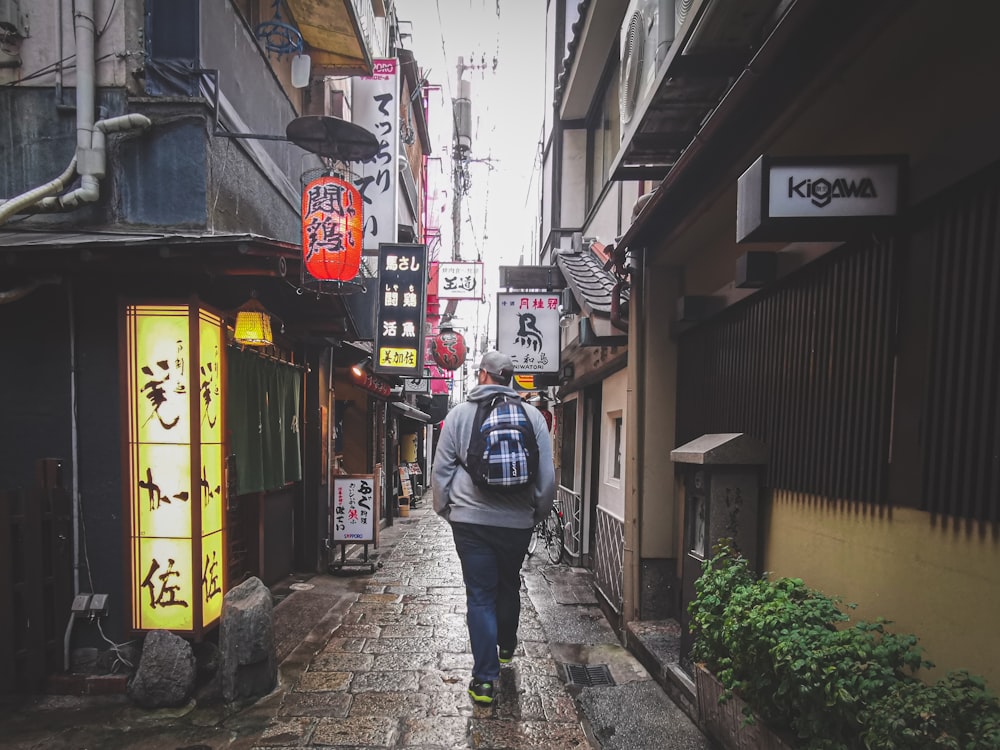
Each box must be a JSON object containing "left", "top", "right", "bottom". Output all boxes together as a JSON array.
[
  {"left": 620, "top": 0, "right": 674, "bottom": 130},
  {"left": 674, "top": 0, "right": 695, "bottom": 32}
]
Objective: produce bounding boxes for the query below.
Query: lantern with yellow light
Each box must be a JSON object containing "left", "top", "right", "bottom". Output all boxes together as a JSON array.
[
  {"left": 122, "top": 301, "right": 226, "bottom": 636},
  {"left": 233, "top": 296, "right": 274, "bottom": 347},
  {"left": 301, "top": 175, "right": 364, "bottom": 282}
]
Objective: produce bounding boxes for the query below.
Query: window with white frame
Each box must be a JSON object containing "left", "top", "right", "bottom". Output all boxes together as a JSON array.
[{"left": 605, "top": 409, "right": 623, "bottom": 485}]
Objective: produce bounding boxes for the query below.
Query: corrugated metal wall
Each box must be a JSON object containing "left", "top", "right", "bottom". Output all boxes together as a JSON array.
[{"left": 677, "top": 238, "right": 897, "bottom": 506}]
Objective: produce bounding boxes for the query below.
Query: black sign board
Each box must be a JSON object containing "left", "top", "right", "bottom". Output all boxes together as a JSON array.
[{"left": 374, "top": 243, "right": 427, "bottom": 378}]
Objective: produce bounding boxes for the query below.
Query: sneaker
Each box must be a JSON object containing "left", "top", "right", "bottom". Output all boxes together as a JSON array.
[
  {"left": 468, "top": 678, "right": 495, "bottom": 704},
  {"left": 498, "top": 646, "right": 515, "bottom": 664}
]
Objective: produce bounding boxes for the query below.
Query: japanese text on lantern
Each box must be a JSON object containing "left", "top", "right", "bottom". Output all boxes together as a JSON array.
[
  {"left": 301, "top": 176, "right": 363, "bottom": 281},
  {"left": 125, "top": 304, "right": 226, "bottom": 634}
]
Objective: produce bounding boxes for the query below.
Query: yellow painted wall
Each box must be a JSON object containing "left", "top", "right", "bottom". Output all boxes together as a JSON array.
[
  {"left": 400, "top": 433, "right": 417, "bottom": 463},
  {"left": 765, "top": 491, "right": 1000, "bottom": 689}
]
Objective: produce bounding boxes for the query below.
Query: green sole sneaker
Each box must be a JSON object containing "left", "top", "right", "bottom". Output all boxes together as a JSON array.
[
  {"left": 498, "top": 647, "right": 514, "bottom": 664},
  {"left": 468, "top": 679, "right": 495, "bottom": 704}
]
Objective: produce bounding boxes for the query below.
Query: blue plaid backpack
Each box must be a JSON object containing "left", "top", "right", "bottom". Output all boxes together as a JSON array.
[{"left": 462, "top": 394, "right": 539, "bottom": 493}]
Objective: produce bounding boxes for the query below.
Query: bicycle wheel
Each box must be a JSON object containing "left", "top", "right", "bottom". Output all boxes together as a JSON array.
[
  {"left": 543, "top": 506, "right": 564, "bottom": 564},
  {"left": 527, "top": 521, "right": 540, "bottom": 556}
]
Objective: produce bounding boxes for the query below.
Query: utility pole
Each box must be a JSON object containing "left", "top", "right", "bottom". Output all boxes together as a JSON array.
[{"left": 452, "top": 57, "right": 473, "bottom": 263}]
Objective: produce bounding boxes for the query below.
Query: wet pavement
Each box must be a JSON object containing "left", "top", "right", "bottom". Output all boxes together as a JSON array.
[{"left": 0, "top": 502, "right": 712, "bottom": 749}]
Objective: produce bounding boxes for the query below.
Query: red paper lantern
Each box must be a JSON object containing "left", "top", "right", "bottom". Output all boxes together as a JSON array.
[
  {"left": 301, "top": 176, "right": 363, "bottom": 281},
  {"left": 430, "top": 327, "right": 467, "bottom": 371}
]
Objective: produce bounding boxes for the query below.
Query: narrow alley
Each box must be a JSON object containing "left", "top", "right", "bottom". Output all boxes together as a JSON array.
[{"left": 0, "top": 502, "right": 711, "bottom": 750}]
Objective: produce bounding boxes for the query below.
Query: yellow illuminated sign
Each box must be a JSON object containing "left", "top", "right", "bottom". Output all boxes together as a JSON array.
[
  {"left": 124, "top": 303, "right": 225, "bottom": 636},
  {"left": 378, "top": 347, "right": 419, "bottom": 368},
  {"left": 514, "top": 374, "right": 536, "bottom": 390}
]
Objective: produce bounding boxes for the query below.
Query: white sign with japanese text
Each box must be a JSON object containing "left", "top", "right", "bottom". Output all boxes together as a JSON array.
[
  {"left": 496, "top": 292, "right": 561, "bottom": 374},
  {"left": 332, "top": 475, "right": 377, "bottom": 543},
  {"left": 437, "top": 261, "right": 484, "bottom": 300},
  {"left": 404, "top": 370, "right": 431, "bottom": 394},
  {"left": 353, "top": 59, "right": 399, "bottom": 252}
]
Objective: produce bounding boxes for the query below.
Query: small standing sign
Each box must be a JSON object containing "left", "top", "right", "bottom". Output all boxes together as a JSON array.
[{"left": 329, "top": 474, "right": 379, "bottom": 573}]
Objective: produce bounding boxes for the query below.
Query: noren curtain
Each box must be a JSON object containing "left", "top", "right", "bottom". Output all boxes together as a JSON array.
[{"left": 227, "top": 347, "right": 302, "bottom": 494}]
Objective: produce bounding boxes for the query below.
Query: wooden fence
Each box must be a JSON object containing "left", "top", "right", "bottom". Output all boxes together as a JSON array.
[{"left": 0, "top": 459, "right": 73, "bottom": 695}]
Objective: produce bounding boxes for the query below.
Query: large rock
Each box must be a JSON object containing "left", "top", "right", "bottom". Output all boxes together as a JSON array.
[
  {"left": 219, "top": 576, "right": 276, "bottom": 702},
  {"left": 127, "top": 629, "right": 197, "bottom": 708}
]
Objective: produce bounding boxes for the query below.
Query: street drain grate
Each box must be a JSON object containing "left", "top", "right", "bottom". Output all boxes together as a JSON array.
[{"left": 562, "top": 663, "right": 615, "bottom": 687}]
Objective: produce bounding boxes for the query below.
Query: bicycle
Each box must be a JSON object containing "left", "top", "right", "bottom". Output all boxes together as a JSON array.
[{"left": 527, "top": 501, "right": 564, "bottom": 564}]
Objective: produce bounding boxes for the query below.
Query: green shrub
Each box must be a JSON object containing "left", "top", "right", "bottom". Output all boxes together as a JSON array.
[
  {"left": 862, "top": 671, "right": 1000, "bottom": 750},
  {"left": 689, "top": 540, "right": 756, "bottom": 676},
  {"left": 687, "top": 544, "right": 1000, "bottom": 750}
]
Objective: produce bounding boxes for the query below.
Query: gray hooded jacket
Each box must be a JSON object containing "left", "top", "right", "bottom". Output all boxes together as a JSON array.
[{"left": 432, "top": 384, "right": 555, "bottom": 528}]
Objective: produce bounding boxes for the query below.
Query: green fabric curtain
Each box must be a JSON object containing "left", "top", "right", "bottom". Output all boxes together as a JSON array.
[
  {"left": 227, "top": 348, "right": 303, "bottom": 494},
  {"left": 280, "top": 364, "right": 303, "bottom": 482}
]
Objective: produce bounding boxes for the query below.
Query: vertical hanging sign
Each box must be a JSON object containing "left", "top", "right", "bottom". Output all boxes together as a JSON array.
[
  {"left": 374, "top": 243, "right": 427, "bottom": 378},
  {"left": 353, "top": 58, "right": 399, "bottom": 252},
  {"left": 122, "top": 301, "right": 226, "bottom": 636},
  {"left": 496, "top": 292, "right": 561, "bottom": 374}
]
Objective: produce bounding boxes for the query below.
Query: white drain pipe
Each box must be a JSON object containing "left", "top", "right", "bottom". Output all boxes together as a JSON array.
[{"left": 0, "top": 0, "right": 151, "bottom": 223}]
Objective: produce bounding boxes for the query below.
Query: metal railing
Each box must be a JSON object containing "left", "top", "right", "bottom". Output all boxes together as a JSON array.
[{"left": 557, "top": 485, "right": 582, "bottom": 559}]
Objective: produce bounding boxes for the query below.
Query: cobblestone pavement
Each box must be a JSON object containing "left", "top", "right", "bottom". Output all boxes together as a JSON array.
[
  {"left": 252, "top": 508, "right": 594, "bottom": 749},
  {"left": 0, "top": 503, "right": 711, "bottom": 749}
]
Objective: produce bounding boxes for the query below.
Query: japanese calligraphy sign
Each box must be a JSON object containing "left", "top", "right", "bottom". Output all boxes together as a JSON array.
[
  {"left": 332, "top": 475, "right": 377, "bottom": 543},
  {"left": 374, "top": 243, "right": 427, "bottom": 378},
  {"left": 123, "top": 303, "right": 226, "bottom": 635},
  {"left": 301, "top": 175, "right": 363, "bottom": 281},
  {"left": 353, "top": 58, "right": 399, "bottom": 252},
  {"left": 497, "top": 292, "right": 561, "bottom": 374},
  {"left": 437, "top": 261, "right": 484, "bottom": 300}
]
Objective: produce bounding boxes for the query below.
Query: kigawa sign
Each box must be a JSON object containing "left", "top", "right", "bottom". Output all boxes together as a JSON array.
[
  {"left": 496, "top": 292, "right": 560, "bottom": 374},
  {"left": 737, "top": 154, "right": 906, "bottom": 243}
]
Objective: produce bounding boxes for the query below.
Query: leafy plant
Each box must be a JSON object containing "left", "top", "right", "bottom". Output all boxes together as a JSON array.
[
  {"left": 862, "top": 671, "right": 1000, "bottom": 750},
  {"left": 686, "top": 542, "right": 999, "bottom": 750},
  {"left": 689, "top": 540, "right": 756, "bottom": 675}
]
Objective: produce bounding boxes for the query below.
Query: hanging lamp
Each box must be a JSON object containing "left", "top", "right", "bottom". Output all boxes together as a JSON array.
[{"left": 233, "top": 297, "right": 274, "bottom": 347}]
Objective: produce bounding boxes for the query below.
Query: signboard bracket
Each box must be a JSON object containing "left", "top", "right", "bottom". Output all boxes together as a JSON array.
[{"left": 326, "top": 539, "right": 379, "bottom": 574}]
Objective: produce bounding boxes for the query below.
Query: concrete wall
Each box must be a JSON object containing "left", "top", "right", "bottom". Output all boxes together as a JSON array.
[
  {"left": 639, "top": 263, "right": 679, "bottom": 560},
  {"left": 560, "top": 128, "right": 587, "bottom": 228},
  {"left": 598, "top": 366, "right": 627, "bottom": 517},
  {"left": 0, "top": 0, "right": 129, "bottom": 88},
  {"left": 765, "top": 493, "right": 1000, "bottom": 688}
]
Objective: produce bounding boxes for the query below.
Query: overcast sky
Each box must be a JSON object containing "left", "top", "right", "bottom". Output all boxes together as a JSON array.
[
  {"left": 398, "top": 0, "right": 547, "bottom": 357},
  {"left": 399, "top": 0, "right": 546, "bottom": 261}
]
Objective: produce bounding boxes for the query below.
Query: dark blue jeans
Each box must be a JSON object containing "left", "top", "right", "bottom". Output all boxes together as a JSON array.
[{"left": 450, "top": 521, "right": 533, "bottom": 683}]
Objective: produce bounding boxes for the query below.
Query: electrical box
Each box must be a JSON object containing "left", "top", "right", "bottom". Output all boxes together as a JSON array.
[
  {"left": 71, "top": 594, "right": 92, "bottom": 613},
  {"left": 89, "top": 594, "right": 109, "bottom": 616}
]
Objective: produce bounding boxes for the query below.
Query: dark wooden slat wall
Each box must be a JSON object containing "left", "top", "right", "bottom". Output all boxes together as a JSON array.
[
  {"left": 922, "top": 173, "right": 1000, "bottom": 523},
  {"left": 677, "top": 238, "right": 896, "bottom": 507}
]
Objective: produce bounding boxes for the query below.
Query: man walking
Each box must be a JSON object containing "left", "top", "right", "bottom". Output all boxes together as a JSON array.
[{"left": 432, "top": 350, "right": 556, "bottom": 705}]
